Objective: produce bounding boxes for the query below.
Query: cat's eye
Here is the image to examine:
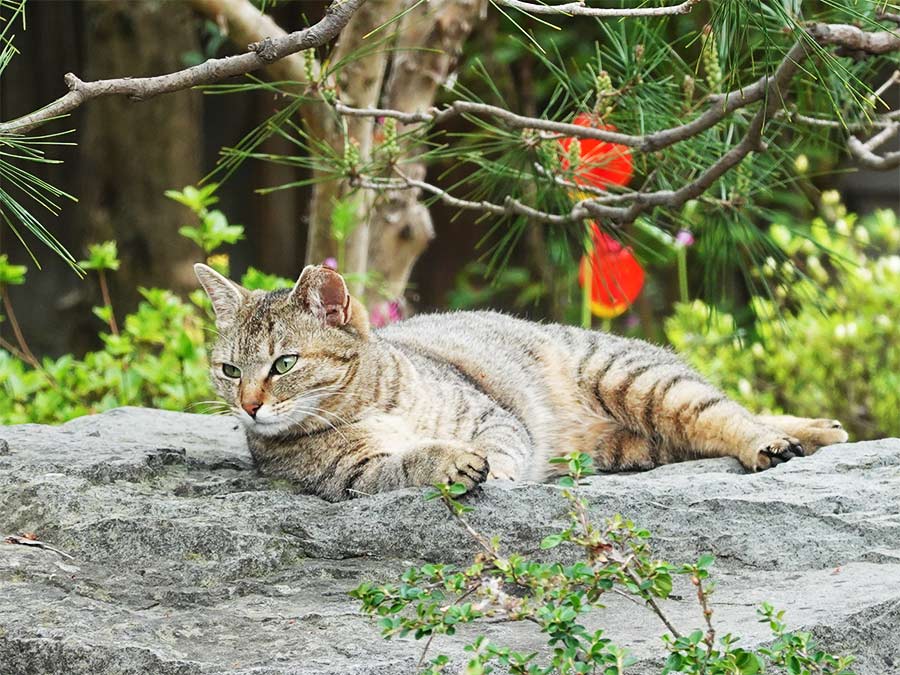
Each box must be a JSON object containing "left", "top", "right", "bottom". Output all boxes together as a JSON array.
[
  {"left": 222, "top": 363, "right": 241, "bottom": 379},
  {"left": 272, "top": 354, "right": 298, "bottom": 375}
]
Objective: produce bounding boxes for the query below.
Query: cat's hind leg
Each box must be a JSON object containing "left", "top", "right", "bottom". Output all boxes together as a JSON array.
[
  {"left": 757, "top": 414, "right": 848, "bottom": 453},
  {"left": 586, "top": 426, "right": 674, "bottom": 473},
  {"left": 580, "top": 343, "right": 805, "bottom": 471}
]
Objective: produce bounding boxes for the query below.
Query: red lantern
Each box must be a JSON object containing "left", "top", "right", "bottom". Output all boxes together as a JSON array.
[
  {"left": 558, "top": 114, "right": 642, "bottom": 318},
  {"left": 578, "top": 223, "right": 645, "bottom": 318},
  {"left": 558, "top": 113, "right": 634, "bottom": 190}
]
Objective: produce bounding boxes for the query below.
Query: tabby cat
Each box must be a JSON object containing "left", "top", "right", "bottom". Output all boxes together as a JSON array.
[{"left": 195, "top": 263, "right": 848, "bottom": 502}]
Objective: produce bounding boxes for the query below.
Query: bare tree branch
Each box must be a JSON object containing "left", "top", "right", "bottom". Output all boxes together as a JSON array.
[
  {"left": 493, "top": 0, "right": 702, "bottom": 18},
  {"left": 807, "top": 22, "right": 900, "bottom": 55},
  {"left": 848, "top": 123, "right": 900, "bottom": 170},
  {"left": 0, "top": 0, "right": 367, "bottom": 135}
]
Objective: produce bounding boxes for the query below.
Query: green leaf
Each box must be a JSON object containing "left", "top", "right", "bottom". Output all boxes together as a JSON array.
[
  {"left": 0, "top": 254, "right": 27, "bottom": 285},
  {"left": 697, "top": 553, "right": 715, "bottom": 570},
  {"left": 540, "top": 534, "right": 563, "bottom": 549},
  {"left": 448, "top": 482, "right": 468, "bottom": 497}
]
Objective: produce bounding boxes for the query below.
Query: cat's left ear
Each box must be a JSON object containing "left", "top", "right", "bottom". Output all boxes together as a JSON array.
[{"left": 290, "top": 265, "right": 369, "bottom": 337}]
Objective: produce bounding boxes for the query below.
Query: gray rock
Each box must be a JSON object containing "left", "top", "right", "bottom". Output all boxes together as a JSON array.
[{"left": 1, "top": 407, "right": 899, "bottom": 674}]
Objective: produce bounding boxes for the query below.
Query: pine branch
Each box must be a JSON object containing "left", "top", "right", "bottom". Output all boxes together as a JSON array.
[
  {"left": 0, "top": 0, "right": 367, "bottom": 135},
  {"left": 338, "top": 22, "right": 900, "bottom": 227}
]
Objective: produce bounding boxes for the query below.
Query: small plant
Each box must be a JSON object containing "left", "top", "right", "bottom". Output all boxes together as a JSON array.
[
  {"left": 78, "top": 241, "right": 121, "bottom": 335},
  {"left": 165, "top": 183, "right": 244, "bottom": 255},
  {"left": 351, "top": 452, "right": 855, "bottom": 675}
]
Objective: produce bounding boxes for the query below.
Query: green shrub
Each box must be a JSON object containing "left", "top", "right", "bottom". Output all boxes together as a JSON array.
[
  {"left": 352, "top": 453, "right": 856, "bottom": 674},
  {"left": 666, "top": 202, "right": 900, "bottom": 440}
]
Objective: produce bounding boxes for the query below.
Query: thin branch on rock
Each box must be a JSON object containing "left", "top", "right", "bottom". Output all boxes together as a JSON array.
[
  {"left": 3, "top": 534, "right": 74, "bottom": 560},
  {"left": 0, "top": 0, "right": 367, "bottom": 135}
]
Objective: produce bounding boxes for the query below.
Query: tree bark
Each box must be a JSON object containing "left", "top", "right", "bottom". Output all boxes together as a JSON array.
[
  {"left": 364, "top": 0, "right": 485, "bottom": 307},
  {"left": 305, "top": 0, "right": 404, "bottom": 295}
]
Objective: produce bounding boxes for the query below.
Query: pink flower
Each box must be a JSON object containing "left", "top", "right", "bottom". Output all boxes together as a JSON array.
[
  {"left": 675, "top": 230, "right": 695, "bottom": 247},
  {"left": 322, "top": 257, "right": 338, "bottom": 270},
  {"left": 369, "top": 300, "right": 403, "bottom": 328}
]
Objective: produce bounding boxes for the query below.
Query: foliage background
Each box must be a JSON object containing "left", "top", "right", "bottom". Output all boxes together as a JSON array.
[{"left": 1, "top": 0, "right": 899, "bottom": 439}]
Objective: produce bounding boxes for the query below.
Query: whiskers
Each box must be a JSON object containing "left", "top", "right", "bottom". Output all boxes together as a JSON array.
[
  {"left": 274, "top": 383, "right": 365, "bottom": 440},
  {"left": 186, "top": 400, "right": 232, "bottom": 416}
]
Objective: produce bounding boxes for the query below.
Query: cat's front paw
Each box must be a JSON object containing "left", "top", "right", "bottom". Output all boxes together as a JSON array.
[
  {"left": 444, "top": 448, "right": 490, "bottom": 490},
  {"left": 743, "top": 436, "right": 804, "bottom": 471}
]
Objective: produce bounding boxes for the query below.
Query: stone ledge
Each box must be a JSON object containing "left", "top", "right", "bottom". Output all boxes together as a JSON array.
[{"left": 1, "top": 408, "right": 898, "bottom": 674}]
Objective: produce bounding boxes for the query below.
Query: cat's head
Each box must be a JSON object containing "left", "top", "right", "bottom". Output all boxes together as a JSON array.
[{"left": 194, "top": 263, "right": 369, "bottom": 436}]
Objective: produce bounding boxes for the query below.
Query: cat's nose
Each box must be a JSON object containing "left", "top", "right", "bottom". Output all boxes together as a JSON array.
[{"left": 242, "top": 401, "right": 262, "bottom": 419}]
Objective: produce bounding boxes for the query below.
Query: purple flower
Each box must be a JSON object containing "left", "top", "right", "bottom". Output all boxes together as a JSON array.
[
  {"left": 322, "top": 257, "right": 338, "bottom": 270},
  {"left": 675, "top": 229, "right": 695, "bottom": 247}
]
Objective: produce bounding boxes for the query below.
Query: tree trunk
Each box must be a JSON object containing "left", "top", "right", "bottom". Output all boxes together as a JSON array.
[
  {"left": 78, "top": 0, "right": 203, "bottom": 300},
  {"left": 305, "top": 0, "right": 404, "bottom": 296},
  {"left": 364, "top": 0, "right": 485, "bottom": 307}
]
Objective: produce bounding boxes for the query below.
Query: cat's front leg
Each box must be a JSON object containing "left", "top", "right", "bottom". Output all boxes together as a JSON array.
[
  {"left": 340, "top": 440, "right": 488, "bottom": 499},
  {"left": 306, "top": 416, "right": 487, "bottom": 499},
  {"left": 398, "top": 442, "right": 490, "bottom": 490}
]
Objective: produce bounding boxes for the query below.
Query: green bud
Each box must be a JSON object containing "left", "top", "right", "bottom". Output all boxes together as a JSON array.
[
  {"left": 682, "top": 74, "right": 695, "bottom": 106},
  {"left": 303, "top": 49, "right": 316, "bottom": 84},
  {"left": 343, "top": 138, "right": 360, "bottom": 173},
  {"left": 567, "top": 138, "right": 582, "bottom": 173},
  {"left": 701, "top": 26, "right": 722, "bottom": 92},
  {"left": 594, "top": 70, "right": 614, "bottom": 118}
]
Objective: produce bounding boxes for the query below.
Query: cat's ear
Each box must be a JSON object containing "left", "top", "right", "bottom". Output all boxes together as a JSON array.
[
  {"left": 290, "top": 265, "right": 353, "bottom": 328},
  {"left": 193, "top": 263, "right": 248, "bottom": 326}
]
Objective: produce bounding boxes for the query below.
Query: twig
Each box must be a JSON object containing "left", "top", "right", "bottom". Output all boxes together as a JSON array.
[
  {"left": 847, "top": 125, "right": 900, "bottom": 169},
  {"left": 494, "top": 0, "right": 702, "bottom": 18},
  {"left": 0, "top": 0, "right": 367, "bottom": 135},
  {"left": 3, "top": 534, "right": 74, "bottom": 560},
  {"left": 97, "top": 270, "right": 119, "bottom": 336},
  {"left": 0, "top": 284, "right": 39, "bottom": 369},
  {"left": 0, "top": 335, "right": 28, "bottom": 362},
  {"left": 807, "top": 22, "right": 900, "bottom": 55},
  {"left": 625, "top": 567, "right": 682, "bottom": 639},
  {"left": 694, "top": 575, "right": 716, "bottom": 657}
]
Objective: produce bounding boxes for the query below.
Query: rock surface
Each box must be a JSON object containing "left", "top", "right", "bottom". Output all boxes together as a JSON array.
[{"left": 1, "top": 407, "right": 899, "bottom": 674}]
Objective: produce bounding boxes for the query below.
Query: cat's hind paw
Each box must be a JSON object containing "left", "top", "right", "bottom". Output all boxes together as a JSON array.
[
  {"left": 744, "top": 436, "right": 804, "bottom": 471},
  {"left": 756, "top": 414, "right": 849, "bottom": 455}
]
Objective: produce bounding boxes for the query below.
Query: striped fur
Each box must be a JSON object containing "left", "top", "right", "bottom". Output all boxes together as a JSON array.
[{"left": 195, "top": 264, "right": 848, "bottom": 502}]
